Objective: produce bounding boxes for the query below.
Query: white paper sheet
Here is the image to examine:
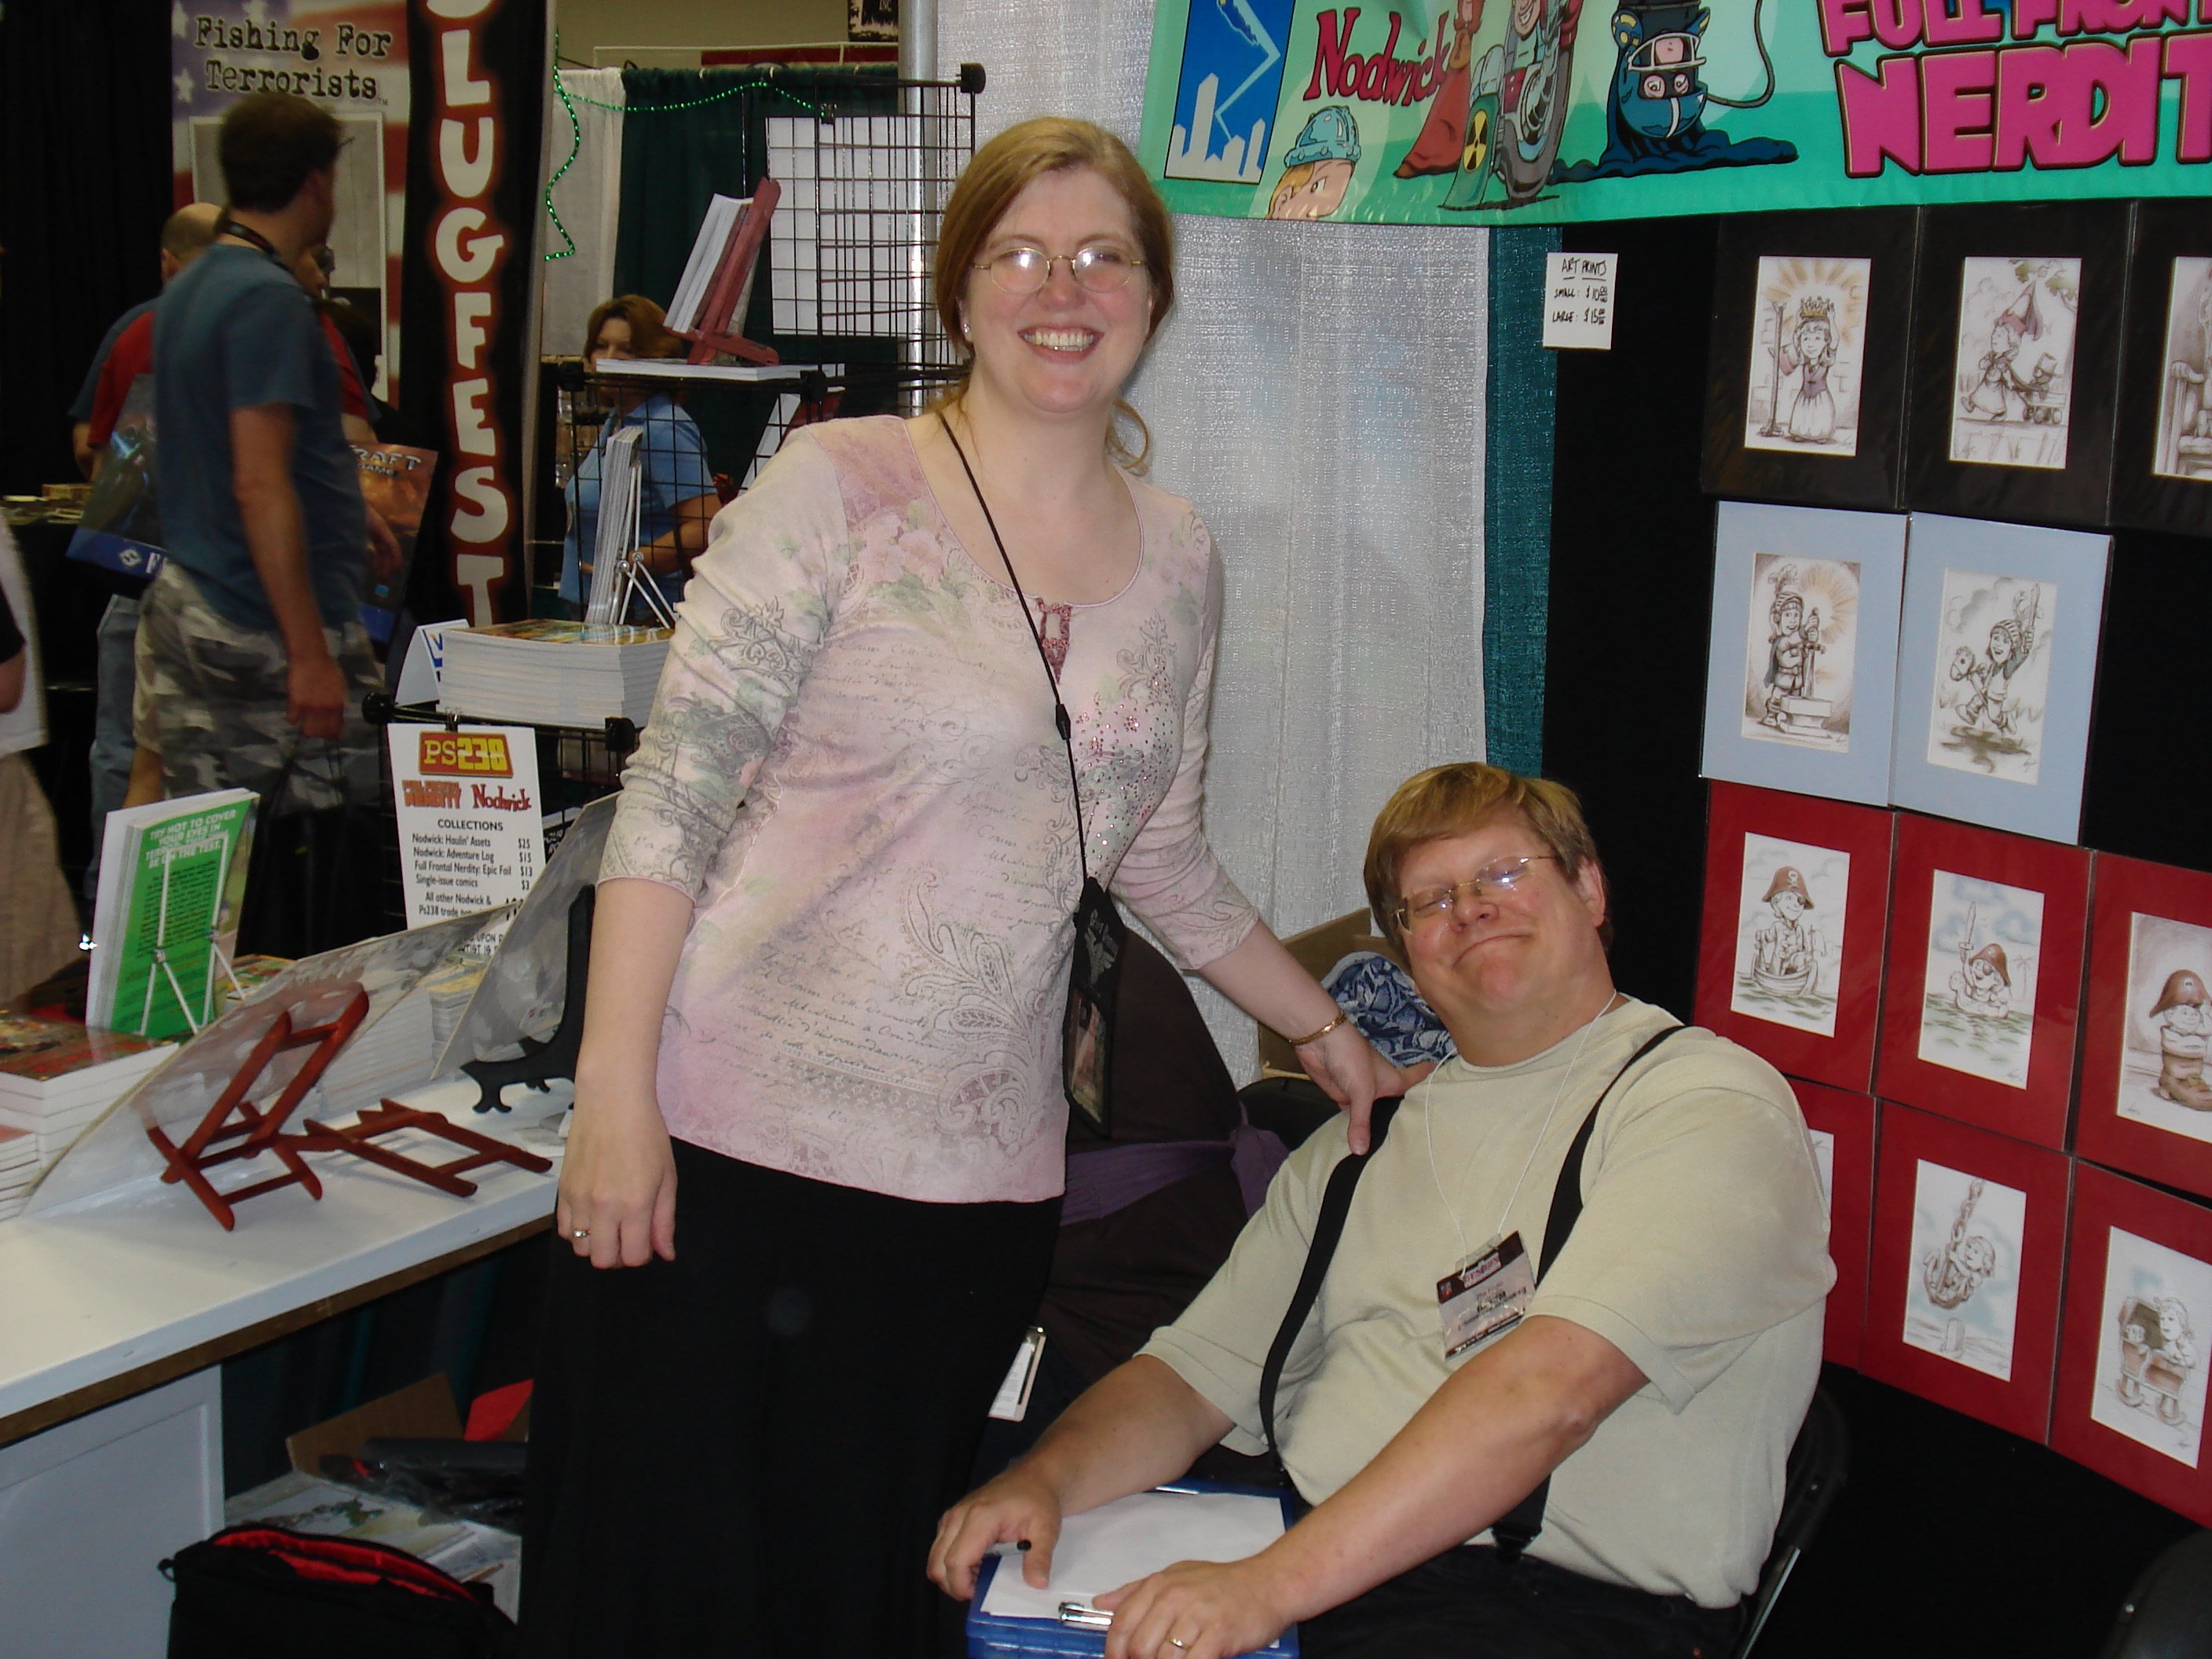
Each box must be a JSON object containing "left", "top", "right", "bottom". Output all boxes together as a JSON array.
[{"left": 978, "top": 1488, "right": 1286, "bottom": 1622}]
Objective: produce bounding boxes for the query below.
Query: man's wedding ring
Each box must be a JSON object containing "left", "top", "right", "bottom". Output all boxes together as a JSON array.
[{"left": 569, "top": 1228, "right": 590, "bottom": 1240}]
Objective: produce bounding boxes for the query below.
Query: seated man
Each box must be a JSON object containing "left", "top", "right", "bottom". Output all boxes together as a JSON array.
[{"left": 931, "top": 761, "right": 1831, "bottom": 1659}]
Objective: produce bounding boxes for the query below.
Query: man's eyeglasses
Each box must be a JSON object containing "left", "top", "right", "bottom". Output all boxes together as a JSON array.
[
  {"left": 1393, "top": 855, "right": 1560, "bottom": 932},
  {"left": 972, "top": 244, "right": 1146, "bottom": 295}
]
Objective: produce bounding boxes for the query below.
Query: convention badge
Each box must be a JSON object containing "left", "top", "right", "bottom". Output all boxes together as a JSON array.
[
  {"left": 1438, "top": 1232, "right": 1535, "bottom": 1361},
  {"left": 1061, "top": 876, "right": 1126, "bottom": 1133}
]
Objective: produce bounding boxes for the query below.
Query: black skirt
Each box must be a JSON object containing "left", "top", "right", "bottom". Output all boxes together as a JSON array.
[{"left": 522, "top": 1137, "right": 1060, "bottom": 1657}]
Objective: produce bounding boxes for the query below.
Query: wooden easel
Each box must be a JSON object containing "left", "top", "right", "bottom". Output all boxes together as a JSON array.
[
  {"left": 682, "top": 178, "right": 782, "bottom": 365},
  {"left": 297, "top": 1100, "right": 552, "bottom": 1195},
  {"left": 148, "top": 988, "right": 370, "bottom": 1230}
]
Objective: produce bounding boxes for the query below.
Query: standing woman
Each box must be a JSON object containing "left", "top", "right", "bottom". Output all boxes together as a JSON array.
[{"left": 522, "top": 119, "right": 1407, "bottom": 1657}]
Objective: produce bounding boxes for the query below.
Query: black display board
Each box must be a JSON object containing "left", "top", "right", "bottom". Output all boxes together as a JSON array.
[
  {"left": 2109, "top": 200, "right": 2212, "bottom": 540},
  {"left": 1903, "top": 202, "right": 2126, "bottom": 529},
  {"left": 1701, "top": 208, "right": 1917, "bottom": 511}
]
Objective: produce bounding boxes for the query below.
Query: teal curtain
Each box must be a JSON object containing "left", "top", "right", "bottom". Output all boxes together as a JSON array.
[{"left": 1482, "top": 225, "right": 1560, "bottom": 775}]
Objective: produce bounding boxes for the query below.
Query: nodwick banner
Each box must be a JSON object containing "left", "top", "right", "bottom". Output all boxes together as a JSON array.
[{"left": 1139, "top": 1, "right": 2212, "bottom": 226}]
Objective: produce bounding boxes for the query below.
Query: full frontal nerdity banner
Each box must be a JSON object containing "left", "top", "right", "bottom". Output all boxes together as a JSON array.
[{"left": 1137, "top": 1, "right": 2212, "bottom": 227}]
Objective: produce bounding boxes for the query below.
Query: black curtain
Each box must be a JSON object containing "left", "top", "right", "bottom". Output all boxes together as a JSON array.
[{"left": 0, "top": 0, "right": 174, "bottom": 495}]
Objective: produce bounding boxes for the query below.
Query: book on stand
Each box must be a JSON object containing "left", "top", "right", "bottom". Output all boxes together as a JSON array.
[{"left": 86, "top": 789, "right": 257, "bottom": 1042}]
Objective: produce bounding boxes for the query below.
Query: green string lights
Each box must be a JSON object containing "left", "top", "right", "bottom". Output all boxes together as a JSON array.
[{"left": 542, "top": 37, "right": 833, "bottom": 264}]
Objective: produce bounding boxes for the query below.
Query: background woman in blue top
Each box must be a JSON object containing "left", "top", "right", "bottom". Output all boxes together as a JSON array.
[{"left": 558, "top": 296, "right": 719, "bottom": 616}]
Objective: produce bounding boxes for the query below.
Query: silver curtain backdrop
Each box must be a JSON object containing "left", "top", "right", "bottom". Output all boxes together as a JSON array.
[{"left": 941, "top": 0, "right": 1494, "bottom": 1076}]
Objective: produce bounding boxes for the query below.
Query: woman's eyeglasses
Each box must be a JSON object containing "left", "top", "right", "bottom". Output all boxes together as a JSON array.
[{"left": 972, "top": 244, "right": 1146, "bottom": 295}]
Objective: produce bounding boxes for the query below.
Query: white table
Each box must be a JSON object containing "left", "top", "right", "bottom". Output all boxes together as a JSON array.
[{"left": 0, "top": 1079, "right": 560, "bottom": 1657}]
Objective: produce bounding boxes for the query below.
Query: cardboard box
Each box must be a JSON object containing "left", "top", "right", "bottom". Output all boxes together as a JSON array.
[
  {"left": 1256, "top": 908, "right": 1404, "bottom": 1078},
  {"left": 286, "top": 1373, "right": 462, "bottom": 1476}
]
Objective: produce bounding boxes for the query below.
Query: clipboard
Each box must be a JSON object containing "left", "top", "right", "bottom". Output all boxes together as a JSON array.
[{"left": 965, "top": 1480, "right": 1301, "bottom": 1657}]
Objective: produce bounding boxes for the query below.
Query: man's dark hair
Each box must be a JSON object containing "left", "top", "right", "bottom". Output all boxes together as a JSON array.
[{"left": 219, "top": 93, "right": 342, "bottom": 214}]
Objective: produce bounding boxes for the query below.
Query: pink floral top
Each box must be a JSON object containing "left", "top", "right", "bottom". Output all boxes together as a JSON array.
[{"left": 602, "top": 416, "right": 1259, "bottom": 1203}]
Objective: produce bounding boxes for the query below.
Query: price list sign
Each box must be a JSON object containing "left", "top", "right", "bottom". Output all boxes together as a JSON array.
[
  {"left": 1542, "top": 252, "right": 1617, "bottom": 351},
  {"left": 386, "top": 724, "right": 546, "bottom": 928}
]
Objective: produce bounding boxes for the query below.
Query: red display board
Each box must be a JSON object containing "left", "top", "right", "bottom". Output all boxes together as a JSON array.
[
  {"left": 1695, "top": 784, "right": 1895, "bottom": 1094},
  {"left": 2050, "top": 1165, "right": 2212, "bottom": 1525},
  {"left": 1863, "top": 1105, "right": 2070, "bottom": 1443},
  {"left": 1874, "top": 815, "right": 2089, "bottom": 1149},
  {"left": 1791, "top": 1080, "right": 1877, "bottom": 1370},
  {"left": 2076, "top": 855, "right": 2212, "bottom": 1203}
]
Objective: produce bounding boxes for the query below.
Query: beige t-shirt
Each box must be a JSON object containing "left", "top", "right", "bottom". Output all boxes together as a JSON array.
[{"left": 1141, "top": 998, "right": 1832, "bottom": 1608}]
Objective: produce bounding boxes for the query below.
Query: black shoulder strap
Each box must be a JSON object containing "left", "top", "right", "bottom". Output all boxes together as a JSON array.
[
  {"left": 1490, "top": 1023, "right": 1684, "bottom": 1563},
  {"left": 1258, "top": 1095, "right": 1404, "bottom": 1489}
]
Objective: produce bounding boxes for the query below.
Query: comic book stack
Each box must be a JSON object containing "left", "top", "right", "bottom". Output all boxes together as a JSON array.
[
  {"left": 438, "top": 619, "right": 672, "bottom": 728},
  {"left": 306, "top": 954, "right": 489, "bottom": 1118},
  {"left": 0, "top": 1013, "right": 175, "bottom": 1214}
]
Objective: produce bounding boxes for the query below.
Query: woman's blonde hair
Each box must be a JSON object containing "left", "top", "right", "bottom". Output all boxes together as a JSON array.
[
  {"left": 583, "top": 294, "right": 687, "bottom": 363},
  {"left": 930, "top": 118, "right": 1174, "bottom": 471},
  {"left": 1363, "top": 763, "right": 1610, "bottom": 954}
]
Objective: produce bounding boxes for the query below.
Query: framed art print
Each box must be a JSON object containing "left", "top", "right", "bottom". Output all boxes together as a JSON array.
[
  {"left": 1695, "top": 782, "right": 1895, "bottom": 1093},
  {"left": 1889, "top": 513, "right": 2110, "bottom": 845},
  {"left": 1864, "top": 1104, "right": 2069, "bottom": 1443},
  {"left": 2078, "top": 856, "right": 2212, "bottom": 1204},
  {"left": 2050, "top": 1164, "right": 2212, "bottom": 1524},
  {"left": 1791, "top": 1080, "right": 1876, "bottom": 1371},
  {"left": 1702, "top": 208, "right": 1918, "bottom": 510},
  {"left": 1904, "top": 202, "right": 2127, "bottom": 528},
  {"left": 1875, "top": 813, "right": 2088, "bottom": 1148},
  {"left": 2110, "top": 201, "right": 2212, "bottom": 540},
  {"left": 1700, "top": 502, "right": 1907, "bottom": 807}
]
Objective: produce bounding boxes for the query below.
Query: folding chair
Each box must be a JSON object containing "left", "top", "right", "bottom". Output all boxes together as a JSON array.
[
  {"left": 1737, "top": 1385, "right": 1851, "bottom": 1658},
  {"left": 2097, "top": 1529, "right": 2212, "bottom": 1659}
]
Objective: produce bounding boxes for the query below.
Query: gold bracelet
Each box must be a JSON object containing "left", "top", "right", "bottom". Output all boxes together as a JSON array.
[{"left": 1284, "top": 1011, "right": 1348, "bottom": 1047}]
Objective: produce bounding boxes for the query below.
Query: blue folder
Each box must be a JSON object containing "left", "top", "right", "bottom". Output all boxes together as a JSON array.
[{"left": 965, "top": 1480, "right": 1300, "bottom": 1657}]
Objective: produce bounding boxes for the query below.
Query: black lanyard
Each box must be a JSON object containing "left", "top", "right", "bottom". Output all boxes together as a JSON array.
[
  {"left": 217, "top": 218, "right": 285, "bottom": 266},
  {"left": 942, "top": 421, "right": 1091, "bottom": 879}
]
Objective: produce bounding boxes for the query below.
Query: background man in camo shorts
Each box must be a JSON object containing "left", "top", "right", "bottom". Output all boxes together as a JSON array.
[{"left": 134, "top": 90, "right": 390, "bottom": 817}]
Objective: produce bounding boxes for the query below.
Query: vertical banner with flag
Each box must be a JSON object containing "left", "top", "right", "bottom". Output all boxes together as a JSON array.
[{"left": 397, "top": 0, "right": 545, "bottom": 626}]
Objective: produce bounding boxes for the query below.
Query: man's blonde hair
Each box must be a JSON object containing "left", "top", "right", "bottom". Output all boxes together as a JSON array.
[{"left": 1363, "top": 762, "right": 1607, "bottom": 953}]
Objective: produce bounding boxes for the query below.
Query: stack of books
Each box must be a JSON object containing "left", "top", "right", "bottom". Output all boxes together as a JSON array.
[
  {"left": 0, "top": 1013, "right": 176, "bottom": 1205},
  {"left": 309, "top": 955, "right": 489, "bottom": 1119},
  {"left": 438, "top": 619, "right": 671, "bottom": 727},
  {"left": 0, "top": 1126, "right": 38, "bottom": 1220}
]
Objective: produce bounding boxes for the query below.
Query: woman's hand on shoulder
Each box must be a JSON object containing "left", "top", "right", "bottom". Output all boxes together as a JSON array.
[
  {"left": 556, "top": 1073, "right": 678, "bottom": 1268},
  {"left": 1298, "top": 1023, "right": 1433, "bottom": 1154}
]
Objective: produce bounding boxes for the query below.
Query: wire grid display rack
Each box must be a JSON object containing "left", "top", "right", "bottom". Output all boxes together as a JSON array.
[
  {"left": 529, "top": 68, "right": 982, "bottom": 616},
  {"left": 765, "top": 64, "right": 984, "bottom": 397}
]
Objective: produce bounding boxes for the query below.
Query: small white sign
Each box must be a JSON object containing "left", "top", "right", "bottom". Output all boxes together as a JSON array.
[
  {"left": 1542, "top": 251, "right": 1618, "bottom": 350},
  {"left": 394, "top": 617, "right": 465, "bottom": 706},
  {"left": 386, "top": 723, "right": 546, "bottom": 928}
]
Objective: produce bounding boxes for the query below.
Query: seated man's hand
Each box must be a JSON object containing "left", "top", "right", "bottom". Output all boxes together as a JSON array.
[
  {"left": 929, "top": 1463, "right": 1065, "bottom": 1602},
  {"left": 1094, "top": 1555, "right": 1295, "bottom": 1659}
]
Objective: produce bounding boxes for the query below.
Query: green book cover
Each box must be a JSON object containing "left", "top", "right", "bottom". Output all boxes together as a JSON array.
[{"left": 104, "top": 793, "right": 255, "bottom": 1042}]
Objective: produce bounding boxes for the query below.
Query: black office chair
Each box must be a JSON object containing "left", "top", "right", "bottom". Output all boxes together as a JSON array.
[
  {"left": 1736, "top": 1386, "right": 1850, "bottom": 1658},
  {"left": 2097, "top": 1529, "right": 2212, "bottom": 1659}
]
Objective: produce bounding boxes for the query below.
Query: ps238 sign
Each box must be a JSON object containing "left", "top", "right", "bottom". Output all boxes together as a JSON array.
[
  {"left": 426, "top": 0, "right": 519, "bottom": 623},
  {"left": 1826, "top": 0, "right": 2212, "bottom": 174}
]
